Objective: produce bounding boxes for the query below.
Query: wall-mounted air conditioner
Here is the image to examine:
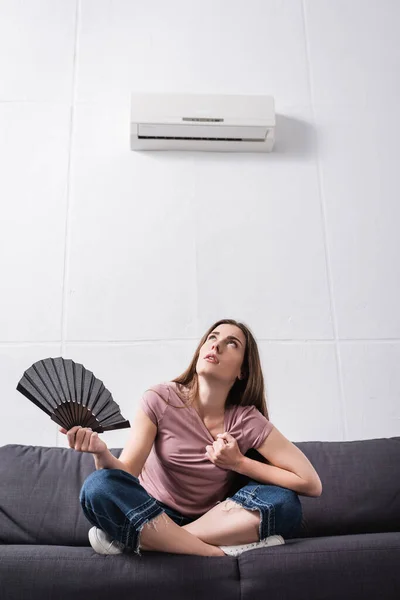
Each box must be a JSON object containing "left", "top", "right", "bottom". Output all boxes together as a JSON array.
[{"left": 130, "top": 93, "right": 275, "bottom": 152}]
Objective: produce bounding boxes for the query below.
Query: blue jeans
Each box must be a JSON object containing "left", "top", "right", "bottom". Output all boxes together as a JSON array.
[{"left": 79, "top": 468, "right": 303, "bottom": 556}]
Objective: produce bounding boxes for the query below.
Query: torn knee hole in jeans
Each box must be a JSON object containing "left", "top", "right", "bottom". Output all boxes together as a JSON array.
[
  {"left": 144, "top": 511, "right": 170, "bottom": 530},
  {"left": 221, "top": 499, "right": 262, "bottom": 536},
  {"left": 136, "top": 512, "right": 170, "bottom": 556},
  {"left": 221, "top": 499, "right": 244, "bottom": 512}
]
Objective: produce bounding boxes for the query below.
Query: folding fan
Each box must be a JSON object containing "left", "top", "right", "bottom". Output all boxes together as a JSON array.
[{"left": 16, "top": 357, "right": 130, "bottom": 433}]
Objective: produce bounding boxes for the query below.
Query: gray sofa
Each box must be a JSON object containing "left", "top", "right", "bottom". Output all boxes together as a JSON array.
[{"left": 1, "top": 436, "right": 399, "bottom": 600}]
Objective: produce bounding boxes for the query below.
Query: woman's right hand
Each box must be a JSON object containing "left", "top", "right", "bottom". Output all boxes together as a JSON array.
[{"left": 59, "top": 425, "right": 108, "bottom": 455}]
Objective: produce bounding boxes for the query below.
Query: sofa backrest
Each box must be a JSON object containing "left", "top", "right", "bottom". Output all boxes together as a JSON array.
[
  {"left": 228, "top": 436, "right": 400, "bottom": 538},
  {"left": 0, "top": 437, "right": 399, "bottom": 545},
  {"left": 294, "top": 436, "right": 400, "bottom": 537},
  {"left": 0, "top": 444, "right": 117, "bottom": 545}
]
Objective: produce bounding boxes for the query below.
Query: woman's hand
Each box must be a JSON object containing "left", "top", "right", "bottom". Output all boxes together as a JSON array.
[
  {"left": 59, "top": 425, "right": 108, "bottom": 456},
  {"left": 205, "top": 432, "right": 244, "bottom": 471}
]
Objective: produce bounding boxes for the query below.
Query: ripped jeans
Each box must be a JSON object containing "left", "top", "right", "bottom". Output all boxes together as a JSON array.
[{"left": 79, "top": 468, "right": 303, "bottom": 556}]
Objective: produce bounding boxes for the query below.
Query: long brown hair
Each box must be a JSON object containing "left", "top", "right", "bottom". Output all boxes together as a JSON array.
[{"left": 147, "top": 319, "right": 270, "bottom": 419}]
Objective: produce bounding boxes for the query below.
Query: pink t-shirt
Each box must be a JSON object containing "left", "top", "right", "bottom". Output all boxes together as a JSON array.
[{"left": 138, "top": 381, "right": 274, "bottom": 517}]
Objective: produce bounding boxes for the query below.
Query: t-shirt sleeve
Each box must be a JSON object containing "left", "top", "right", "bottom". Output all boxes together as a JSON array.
[
  {"left": 241, "top": 405, "right": 274, "bottom": 449},
  {"left": 140, "top": 383, "right": 169, "bottom": 426}
]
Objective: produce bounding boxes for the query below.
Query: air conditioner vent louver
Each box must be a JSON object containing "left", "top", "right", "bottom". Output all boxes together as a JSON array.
[
  {"left": 182, "top": 117, "right": 223, "bottom": 122},
  {"left": 130, "top": 93, "right": 275, "bottom": 153},
  {"left": 138, "top": 136, "right": 264, "bottom": 142}
]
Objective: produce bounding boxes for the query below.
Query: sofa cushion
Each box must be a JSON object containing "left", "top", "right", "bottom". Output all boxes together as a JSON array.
[
  {"left": 0, "top": 535, "right": 399, "bottom": 600},
  {"left": 294, "top": 436, "right": 400, "bottom": 537},
  {"left": 230, "top": 436, "right": 400, "bottom": 538},
  {"left": 238, "top": 532, "right": 400, "bottom": 600},
  {"left": 0, "top": 444, "right": 122, "bottom": 545},
  {"left": 0, "top": 545, "right": 240, "bottom": 600}
]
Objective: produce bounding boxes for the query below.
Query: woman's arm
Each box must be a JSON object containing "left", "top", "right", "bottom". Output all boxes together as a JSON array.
[{"left": 93, "top": 448, "right": 129, "bottom": 472}]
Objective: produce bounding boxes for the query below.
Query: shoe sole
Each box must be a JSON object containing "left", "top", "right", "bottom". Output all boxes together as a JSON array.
[
  {"left": 88, "top": 527, "right": 123, "bottom": 555},
  {"left": 220, "top": 534, "right": 285, "bottom": 556}
]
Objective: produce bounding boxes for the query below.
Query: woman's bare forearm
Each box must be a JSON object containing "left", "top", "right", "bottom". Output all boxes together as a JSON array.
[{"left": 93, "top": 448, "right": 131, "bottom": 473}]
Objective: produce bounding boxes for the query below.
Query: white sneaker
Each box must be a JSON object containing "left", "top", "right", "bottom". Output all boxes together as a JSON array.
[
  {"left": 88, "top": 526, "right": 125, "bottom": 555},
  {"left": 219, "top": 534, "right": 285, "bottom": 557}
]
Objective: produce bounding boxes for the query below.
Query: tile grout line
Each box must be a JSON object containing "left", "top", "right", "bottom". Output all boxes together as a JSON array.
[
  {"left": 192, "top": 157, "right": 200, "bottom": 336},
  {"left": 301, "top": 0, "right": 349, "bottom": 441},
  {"left": 2, "top": 339, "right": 400, "bottom": 346},
  {"left": 57, "top": 0, "right": 81, "bottom": 446}
]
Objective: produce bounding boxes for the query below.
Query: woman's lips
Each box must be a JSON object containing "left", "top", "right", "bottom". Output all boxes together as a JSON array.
[{"left": 205, "top": 357, "right": 218, "bottom": 364}]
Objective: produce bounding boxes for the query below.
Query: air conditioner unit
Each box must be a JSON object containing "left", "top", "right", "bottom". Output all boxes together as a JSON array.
[{"left": 130, "top": 93, "right": 275, "bottom": 152}]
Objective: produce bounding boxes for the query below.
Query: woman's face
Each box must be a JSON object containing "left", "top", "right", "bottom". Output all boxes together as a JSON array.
[{"left": 196, "top": 323, "right": 247, "bottom": 384}]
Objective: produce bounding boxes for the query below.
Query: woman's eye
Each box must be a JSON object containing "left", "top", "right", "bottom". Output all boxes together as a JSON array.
[{"left": 208, "top": 335, "right": 237, "bottom": 347}]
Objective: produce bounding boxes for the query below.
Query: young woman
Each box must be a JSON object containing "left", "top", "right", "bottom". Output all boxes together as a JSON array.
[{"left": 60, "top": 319, "right": 322, "bottom": 557}]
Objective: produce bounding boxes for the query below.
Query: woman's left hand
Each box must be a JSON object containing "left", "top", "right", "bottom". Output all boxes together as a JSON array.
[{"left": 205, "top": 432, "right": 244, "bottom": 471}]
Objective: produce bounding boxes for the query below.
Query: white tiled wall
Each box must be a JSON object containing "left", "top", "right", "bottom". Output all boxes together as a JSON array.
[{"left": 1, "top": 0, "right": 399, "bottom": 448}]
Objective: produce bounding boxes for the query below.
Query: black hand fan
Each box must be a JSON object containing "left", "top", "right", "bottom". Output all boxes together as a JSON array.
[{"left": 16, "top": 357, "right": 130, "bottom": 433}]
